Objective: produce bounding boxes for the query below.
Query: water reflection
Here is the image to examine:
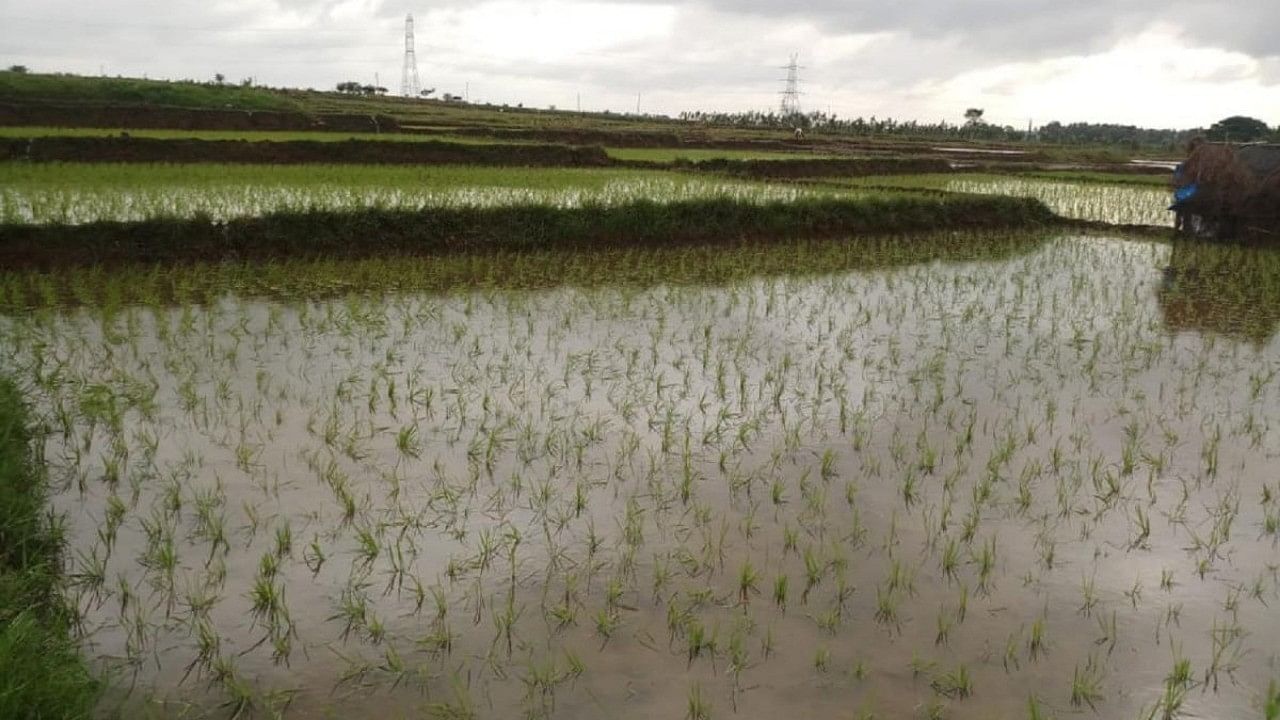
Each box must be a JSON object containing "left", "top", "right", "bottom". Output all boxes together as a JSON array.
[{"left": 1159, "top": 240, "right": 1280, "bottom": 344}]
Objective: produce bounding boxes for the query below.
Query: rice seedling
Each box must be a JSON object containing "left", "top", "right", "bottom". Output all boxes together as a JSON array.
[
  {"left": 813, "top": 645, "right": 831, "bottom": 673},
  {"left": 686, "top": 681, "right": 712, "bottom": 720},
  {"left": 1095, "top": 609, "right": 1118, "bottom": 655},
  {"left": 1144, "top": 652, "right": 1194, "bottom": 720},
  {"left": 773, "top": 573, "right": 789, "bottom": 611},
  {"left": 1027, "top": 613, "right": 1048, "bottom": 661},
  {"left": 1078, "top": 574, "right": 1098, "bottom": 617},
  {"left": 1070, "top": 655, "right": 1106, "bottom": 710},
  {"left": 931, "top": 663, "right": 973, "bottom": 699}
]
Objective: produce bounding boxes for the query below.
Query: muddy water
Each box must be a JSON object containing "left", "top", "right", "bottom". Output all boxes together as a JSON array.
[{"left": 3, "top": 233, "right": 1280, "bottom": 720}]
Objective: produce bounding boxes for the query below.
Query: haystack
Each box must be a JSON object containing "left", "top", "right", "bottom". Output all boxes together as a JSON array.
[
  {"left": 1178, "top": 142, "right": 1280, "bottom": 238},
  {"left": 1239, "top": 147, "right": 1280, "bottom": 234}
]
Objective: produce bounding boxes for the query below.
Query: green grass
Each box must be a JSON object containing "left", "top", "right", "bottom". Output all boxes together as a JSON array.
[
  {"left": 0, "top": 377, "right": 100, "bottom": 719},
  {"left": 0, "top": 71, "right": 298, "bottom": 112}
]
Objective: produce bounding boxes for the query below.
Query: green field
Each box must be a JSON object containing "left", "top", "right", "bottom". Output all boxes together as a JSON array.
[
  {"left": 835, "top": 173, "right": 1174, "bottom": 226},
  {"left": 605, "top": 147, "right": 832, "bottom": 162}
]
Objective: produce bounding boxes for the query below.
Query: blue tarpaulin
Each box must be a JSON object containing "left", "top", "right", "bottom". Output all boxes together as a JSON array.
[{"left": 1170, "top": 182, "right": 1198, "bottom": 210}]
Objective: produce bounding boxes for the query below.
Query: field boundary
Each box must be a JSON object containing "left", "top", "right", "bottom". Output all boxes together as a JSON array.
[{"left": 0, "top": 195, "right": 1056, "bottom": 269}]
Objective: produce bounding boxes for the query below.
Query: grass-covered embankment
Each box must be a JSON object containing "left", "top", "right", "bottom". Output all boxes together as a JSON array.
[
  {"left": 0, "top": 71, "right": 298, "bottom": 112},
  {"left": 0, "top": 194, "right": 1055, "bottom": 269},
  {"left": 0, "top": 126, "right": 525, "bottom": 145},
  {"left": 0, "top": 378, "right": 99, "bottom": 719},
  {"left": 3, "top": 136, "right": 608, "bottom": 167}
]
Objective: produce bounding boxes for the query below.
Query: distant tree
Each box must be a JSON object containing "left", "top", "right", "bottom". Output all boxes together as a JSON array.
[
  {"left": 214, "top": 73, "right": 225, "bottom": 85},
  {"left": 1206, "top": 115, "right": 1271, "bottom": 142},
  {"left": 7, "top": 64, "right": 29, "bottom": 73},
  {"left": 964, "top": 108, "right": 985, "bottom": 126},
  {"left": 419, "top": 88, "right": 435, "bottom": 98},
  {"left": 336, "top": 81, "right": 364, "bottom": 94}
]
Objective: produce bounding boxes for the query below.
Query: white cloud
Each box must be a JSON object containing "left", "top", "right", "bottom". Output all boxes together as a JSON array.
[{"left": 929, "top": 25, "right": 1280, "bottom": 128}]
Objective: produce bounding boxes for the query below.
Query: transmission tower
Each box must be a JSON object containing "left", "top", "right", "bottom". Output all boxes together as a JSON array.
[
  {"left": 780, "top": 53, "right": 803, "bottom": 116},
  {"left": 401, "top": 14, "right": 422, "bottom": 98}
]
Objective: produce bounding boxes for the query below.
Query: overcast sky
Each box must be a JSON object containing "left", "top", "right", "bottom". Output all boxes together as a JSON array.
[{"left": 2, "top": 0, "right": 1277, "bottom": 129}]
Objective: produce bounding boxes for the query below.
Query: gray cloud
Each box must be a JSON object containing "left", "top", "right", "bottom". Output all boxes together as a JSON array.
[
  {"left": 658, "top": 1, "right": 1280, "bottom": 62},
  {"left": 1, "top": 0, "right": 1276, "bottom": 126}
]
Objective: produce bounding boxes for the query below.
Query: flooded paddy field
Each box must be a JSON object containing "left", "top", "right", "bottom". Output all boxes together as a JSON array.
[{"left": 3, "top": 231, "right": 1279, "bottom": 719}]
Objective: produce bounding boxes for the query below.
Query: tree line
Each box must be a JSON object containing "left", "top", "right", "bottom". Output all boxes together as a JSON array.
[{"left": 676, "top": 110, "right": 1278, "bottom": 149}]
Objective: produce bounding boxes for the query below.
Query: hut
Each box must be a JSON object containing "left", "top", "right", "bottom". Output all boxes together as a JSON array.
[{"left": 1172, "top": 142, "right": 1280, "bottom": 240}]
